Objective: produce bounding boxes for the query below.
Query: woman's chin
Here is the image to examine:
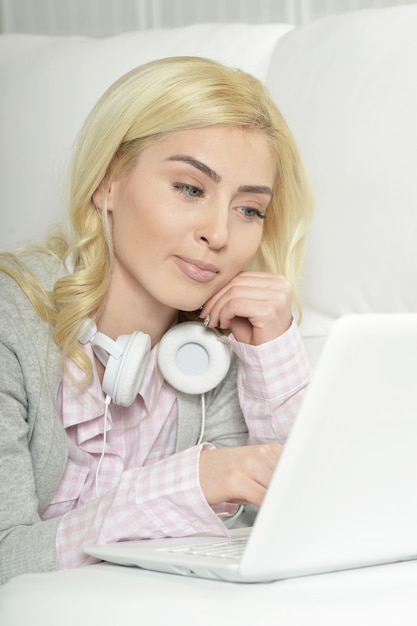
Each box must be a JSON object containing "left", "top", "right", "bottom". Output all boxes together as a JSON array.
[{"left": 177, "top": 303, "right": 204, "bottom": 314}]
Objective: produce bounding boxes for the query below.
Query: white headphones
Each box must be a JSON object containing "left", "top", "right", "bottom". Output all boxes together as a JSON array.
[{"left": 78, "top": 319, "right": 231, "bottom": 406}]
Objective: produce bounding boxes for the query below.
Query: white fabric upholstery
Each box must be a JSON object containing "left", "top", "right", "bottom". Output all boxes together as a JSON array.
[
  {"left": 267, "top": 5, "right": 417, "bottom": 363},
  {"left": 1, "top": 8, "right": 416, "bottom": 365}
]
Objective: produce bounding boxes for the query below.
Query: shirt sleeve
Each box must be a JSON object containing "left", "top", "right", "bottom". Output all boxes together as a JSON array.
[
  {"left": 222, "top": 318, "right": 310, "bottom": 445},
  {"left": 55, "top": 444, "right": 231, "bottom": 569}
]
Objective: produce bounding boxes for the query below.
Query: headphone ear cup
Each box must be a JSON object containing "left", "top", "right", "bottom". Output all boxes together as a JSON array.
[
  {"left": 157, "top": 322, "right": 231, "bottom": 394},
  {"left": 102, "top": 332, "right": 151, "bottom": 407}
]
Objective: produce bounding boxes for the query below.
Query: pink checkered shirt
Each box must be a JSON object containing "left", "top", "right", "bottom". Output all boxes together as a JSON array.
[{"left": 41, "top": 320, "right": 310, "bottom": 569}]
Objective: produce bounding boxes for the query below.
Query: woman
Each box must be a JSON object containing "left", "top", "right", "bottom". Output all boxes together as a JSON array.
[{"left": 0, "top": 56, "right": 314, "bottom": 584}]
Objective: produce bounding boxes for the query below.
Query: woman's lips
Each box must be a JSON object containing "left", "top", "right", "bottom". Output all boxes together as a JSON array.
[{"left": 173, "top": 256, "right": 219, "bottom": 283}]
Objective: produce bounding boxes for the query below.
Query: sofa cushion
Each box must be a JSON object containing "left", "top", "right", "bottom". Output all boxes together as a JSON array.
[{"left": 267, "top": 6, "right": 417, "bottom": 323}]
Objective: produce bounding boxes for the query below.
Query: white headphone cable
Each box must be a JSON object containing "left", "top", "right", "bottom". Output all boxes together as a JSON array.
[
  {"left": 196, "top": 393, "right": 206, "bottom": 446},
  {"left": 95, "top": 394, "right": 111, "bottom": 498},
  {"left": 195, "top": 393, "right": 244, "bottom": 526}
]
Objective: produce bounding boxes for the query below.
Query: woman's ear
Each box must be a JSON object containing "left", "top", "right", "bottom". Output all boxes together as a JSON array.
[{"left": 93, "top": 177, "right": 117, "bottom": 213}]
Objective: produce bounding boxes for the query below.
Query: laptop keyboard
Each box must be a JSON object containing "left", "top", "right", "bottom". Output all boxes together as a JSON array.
[{"left": 168, "top": 537, "right": 248, "bottom": 560}]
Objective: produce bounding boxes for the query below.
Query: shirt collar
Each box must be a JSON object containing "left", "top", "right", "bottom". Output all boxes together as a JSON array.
[
  {"left": 61, "top": 343, "right": 105, "bottom": 430},
  {"left": 138, "top": 346, "right": 165, "bottom": 414}
]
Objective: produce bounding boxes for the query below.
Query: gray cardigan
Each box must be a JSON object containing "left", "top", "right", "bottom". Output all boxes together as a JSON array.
[{"left": 0, "top": 254, "right": 249, "bottom": 584}]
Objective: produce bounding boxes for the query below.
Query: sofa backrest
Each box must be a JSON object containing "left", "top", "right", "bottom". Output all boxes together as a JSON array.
[{"left": 267, "top": 5, "right": 417, "bottom": 363}]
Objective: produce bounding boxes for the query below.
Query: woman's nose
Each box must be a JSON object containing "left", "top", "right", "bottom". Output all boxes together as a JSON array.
[{"left": 195, "top": 207, "right": 229, "bottom": 250}]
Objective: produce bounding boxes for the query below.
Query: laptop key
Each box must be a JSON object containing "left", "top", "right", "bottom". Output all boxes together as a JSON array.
[{"left": 169, "top": 538, "right": 248, "bottom": 560}]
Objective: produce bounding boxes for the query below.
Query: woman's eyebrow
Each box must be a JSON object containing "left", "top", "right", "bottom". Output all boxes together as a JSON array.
[
  {"left": 166, "top": 155, "right": 273, "bottom": 196},
  {"left": 166, "top": 155, "right": 221, "bottom": 183},
  {"left": 238, "top": 185, "right": 273, "bottom": 196}
]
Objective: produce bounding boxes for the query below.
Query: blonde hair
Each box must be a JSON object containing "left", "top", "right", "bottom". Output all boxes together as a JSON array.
[{"left": 0, "top": 56, "right": 314, "bottom": 381}]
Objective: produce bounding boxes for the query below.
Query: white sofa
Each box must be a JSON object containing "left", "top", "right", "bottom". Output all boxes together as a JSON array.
[{"left": 1, "top": 5, "right": 417, "bottom": 368}]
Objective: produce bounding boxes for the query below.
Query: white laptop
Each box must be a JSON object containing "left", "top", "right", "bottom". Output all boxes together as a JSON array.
[{"left": 84, "top": 313, "right": 417, "bottom": 583}]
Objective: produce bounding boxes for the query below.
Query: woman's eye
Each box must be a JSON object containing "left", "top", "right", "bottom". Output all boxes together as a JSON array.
[
  {"left": 238, "top": 207, "right": 267, "bottom": 220},
  {"left": 173, "top": 183, "right": 203, "bottom": 198}
]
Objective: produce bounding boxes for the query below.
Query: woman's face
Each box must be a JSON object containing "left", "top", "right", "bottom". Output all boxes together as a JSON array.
[{"left": 102, "top": 125, "right": 276, "bottom": 313}]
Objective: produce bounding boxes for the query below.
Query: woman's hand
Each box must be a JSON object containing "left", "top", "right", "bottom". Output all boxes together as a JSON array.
[
  {"left": 199, "top": 443, "right": 282, "bottom": 508},
  {"left": 200, "top": 271, "right": 293, "bottom": 345}
]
